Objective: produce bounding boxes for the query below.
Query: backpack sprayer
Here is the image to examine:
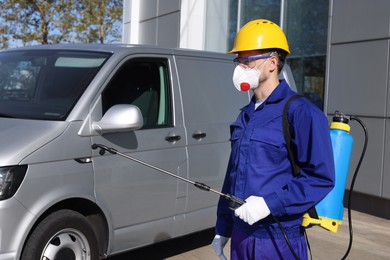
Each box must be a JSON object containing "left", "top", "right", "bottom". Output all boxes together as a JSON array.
[
  {"left": 302, "top": 111, "right": 354, "bottom": 232},
  {"left": 300, "top": 111, "right": 368, "bottom": 260},
  {"left": 282, "top": 96, "right": 367, "bottom": 259},
  {"left": 92, "top": 108, "right": 368, "bottom": 260}
]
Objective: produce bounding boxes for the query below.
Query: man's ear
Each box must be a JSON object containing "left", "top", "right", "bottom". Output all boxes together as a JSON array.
[{"left": 269, "top": 56, "right": 279, "bottom": 72}]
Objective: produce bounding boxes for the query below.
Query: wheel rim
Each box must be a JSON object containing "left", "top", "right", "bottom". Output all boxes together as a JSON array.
[{"left": 41, "top": 228, "right": 91, "bottom": 260}]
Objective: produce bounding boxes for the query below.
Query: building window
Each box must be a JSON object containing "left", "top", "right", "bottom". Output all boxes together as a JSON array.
[
  {"left": 284, "top": 0, "right": 329, "bottom": 109},
  {"left": 227, "top": 0, "right": 281, "bottom": 52}
]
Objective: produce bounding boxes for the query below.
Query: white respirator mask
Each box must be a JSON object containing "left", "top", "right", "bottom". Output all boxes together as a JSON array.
[{"left": 232, "top": 58, "right": 269, "bottom": 92}]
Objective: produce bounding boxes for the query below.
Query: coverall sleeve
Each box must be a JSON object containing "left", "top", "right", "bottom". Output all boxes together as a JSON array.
[
  {"left": 264, "top": 101, "right": 336, "bottom": 216},
  {"left": 215, "top": 155, "right": 234, "bottom": 237}
]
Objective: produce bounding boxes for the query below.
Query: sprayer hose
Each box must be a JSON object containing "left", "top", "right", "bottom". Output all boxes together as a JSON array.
[{"left": 341, "top": 116, "right": 368, "bottom": 260}]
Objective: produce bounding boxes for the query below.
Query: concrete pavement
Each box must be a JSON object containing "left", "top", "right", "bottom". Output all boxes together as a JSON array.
[{"left": 166, "top": 209, "right": 390, "bottom": 260}]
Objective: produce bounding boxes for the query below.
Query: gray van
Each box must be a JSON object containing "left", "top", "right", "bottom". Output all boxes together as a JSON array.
[{"left": 0, "top": 44, "right": 295, "bottom": 259}]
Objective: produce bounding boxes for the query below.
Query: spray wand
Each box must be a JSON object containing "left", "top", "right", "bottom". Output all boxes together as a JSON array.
[
  {"left": 92, "top": 143, "right": 300, "bottom": 259},
  {"left": 91, "top": 143, "right": 245, "bottom": 208}
]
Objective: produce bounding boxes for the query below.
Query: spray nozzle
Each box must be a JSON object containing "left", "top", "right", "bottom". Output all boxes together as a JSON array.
[{"left": 333, "top": 111, "right": 350, "bottom": 124}]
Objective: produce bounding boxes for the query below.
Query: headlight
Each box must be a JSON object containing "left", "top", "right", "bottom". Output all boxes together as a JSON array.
[{"left": 0, "top": 165, "right": 28, "bottom": 200}]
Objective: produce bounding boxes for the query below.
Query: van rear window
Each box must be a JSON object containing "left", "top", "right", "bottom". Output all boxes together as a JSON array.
[{"left": 0, "top": 50, "right": 110, "bottom": 120}]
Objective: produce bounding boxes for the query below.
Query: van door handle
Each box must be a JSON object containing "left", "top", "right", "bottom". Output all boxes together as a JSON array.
[
  {"left": 192, "top": 132, "right": 207, "bottom": 140},
  {"left": 165, "top": 134, "right": 181, "bottom": 142}
]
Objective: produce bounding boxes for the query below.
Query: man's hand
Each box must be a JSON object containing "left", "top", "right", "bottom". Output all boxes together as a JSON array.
[
  {"left": 211, "top": 235, "right": 229, "bottom": 260},
  {"left": 234, "top": 196, "right": 271, "bottom": 225}
]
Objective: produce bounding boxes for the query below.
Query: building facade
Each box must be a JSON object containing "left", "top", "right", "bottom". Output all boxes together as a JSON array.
[
  {"left": 327, "top": 0, "right": 390, "bottom": 218},
  {"left": 123, "top": 0, "right": 328, "bottom": 108},
  {"left": 123, "top": 0, "right": 390, "bottom": 219}
]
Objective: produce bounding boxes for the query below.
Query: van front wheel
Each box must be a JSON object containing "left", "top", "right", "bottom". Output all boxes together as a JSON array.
[{"left": 21, "top": 209, "right": 99, "bottom": 260}]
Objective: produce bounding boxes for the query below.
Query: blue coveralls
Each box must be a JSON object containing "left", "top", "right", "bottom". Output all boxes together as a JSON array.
[{"left": 216, "top": 80, "right": 335, "bottom": 259}]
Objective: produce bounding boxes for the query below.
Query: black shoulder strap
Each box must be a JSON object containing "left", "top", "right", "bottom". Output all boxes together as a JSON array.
[
  {"left": 282, "top": 95, "right": 319, "bottom": 220},
  {"left": 282, "top": 95, "right": 303, "bottom": 177}
]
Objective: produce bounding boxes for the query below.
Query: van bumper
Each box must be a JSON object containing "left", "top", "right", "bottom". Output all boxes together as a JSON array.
[{"left": 0, "top": 197, "right": 34, "bottom": 260}]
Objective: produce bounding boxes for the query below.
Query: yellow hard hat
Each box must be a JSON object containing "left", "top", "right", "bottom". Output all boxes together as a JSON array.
[{"left": 229, "top": 19, "right": 290, "bottom": 54}]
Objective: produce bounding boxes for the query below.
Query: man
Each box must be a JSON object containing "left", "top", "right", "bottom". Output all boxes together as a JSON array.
[{"left": 212, "top": 19, "right": 335, "bottom": 260}]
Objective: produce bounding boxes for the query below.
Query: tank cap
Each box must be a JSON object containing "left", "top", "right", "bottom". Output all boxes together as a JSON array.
[{"left": 332, "top": 111, "right": 349, "bottom": 124}]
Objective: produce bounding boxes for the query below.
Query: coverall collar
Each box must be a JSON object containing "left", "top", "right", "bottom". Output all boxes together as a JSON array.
[{"left": 242, "top": 79, "right": 291, "bottom": 114}]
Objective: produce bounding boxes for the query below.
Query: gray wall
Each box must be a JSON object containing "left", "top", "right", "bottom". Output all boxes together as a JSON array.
[
  {"left": 327, "top": 0, "right": 390, "bottom": 216},
  {"left": 138, "top": 0, "right": 181, "bottom": 47}
]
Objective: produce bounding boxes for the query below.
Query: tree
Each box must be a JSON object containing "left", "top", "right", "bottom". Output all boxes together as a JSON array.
[
  {"left": 0, "top": 0, "right": 77, "bottom": 46},
  {"left": 75, "top": 0, "right": 123, "bottom": 44},
  {"left": 0, "top": 0, "right": 123, "bottom": 48},
  {"left": 0, "top": 25, "right": 10, "bottom": 49}
]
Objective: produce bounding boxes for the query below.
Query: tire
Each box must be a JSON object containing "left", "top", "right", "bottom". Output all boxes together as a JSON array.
[{"left": 21, "top": 209, "right": 100, "bottom": 260}]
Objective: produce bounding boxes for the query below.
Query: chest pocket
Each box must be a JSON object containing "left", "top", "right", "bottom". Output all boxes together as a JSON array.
[
  {"left": 229, "top": 124, "right": 243, "bottom": 161},
  {"left": 250, "top": 129, "right": 286, "bottom": 167},
  {"left": 230, "top": 122, "right": 244, "bottom": 140}
]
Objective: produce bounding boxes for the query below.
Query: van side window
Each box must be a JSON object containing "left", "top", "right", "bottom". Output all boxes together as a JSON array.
[{"left": 102, "top": 59, "right": 172, "bottom": 129}]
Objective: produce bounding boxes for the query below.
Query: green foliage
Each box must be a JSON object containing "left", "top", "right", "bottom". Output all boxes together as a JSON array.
[
  {"left": 0, "top": 0, "right": 123, "bottom": 48},
  {"left": 76, "top": 0, "right": 122, "bottom": 44}
]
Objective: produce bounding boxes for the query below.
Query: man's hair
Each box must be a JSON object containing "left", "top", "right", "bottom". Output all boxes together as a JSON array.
[
  {"left": 275, "top": 50, "right": 288, "bottom": 72},
  {"left": 263, "top": 48, "right": 288, "bottom": 72}
]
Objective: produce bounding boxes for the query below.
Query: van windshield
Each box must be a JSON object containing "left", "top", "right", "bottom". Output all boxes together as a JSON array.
[{"left": 0, "top": 49, "right": 110, "bottom": 120}]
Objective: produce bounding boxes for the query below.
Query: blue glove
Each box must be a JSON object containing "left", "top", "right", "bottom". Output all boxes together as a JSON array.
[{"left": 211, "top": 235, "right": 229, "bottom": 260}]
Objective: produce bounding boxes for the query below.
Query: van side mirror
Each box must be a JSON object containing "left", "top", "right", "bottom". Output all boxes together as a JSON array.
[{"left": 92, "top": 104, "right": 143, "bottom": 134}]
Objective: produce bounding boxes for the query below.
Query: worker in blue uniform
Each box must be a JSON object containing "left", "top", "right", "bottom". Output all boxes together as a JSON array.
[{"left": 212, "top": 19, "right": 335, "bottom": 260}]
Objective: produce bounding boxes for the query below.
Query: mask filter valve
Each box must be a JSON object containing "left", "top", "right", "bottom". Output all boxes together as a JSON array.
[{"left": 240, "top": 82, "right": 251, "bottom": 91}]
